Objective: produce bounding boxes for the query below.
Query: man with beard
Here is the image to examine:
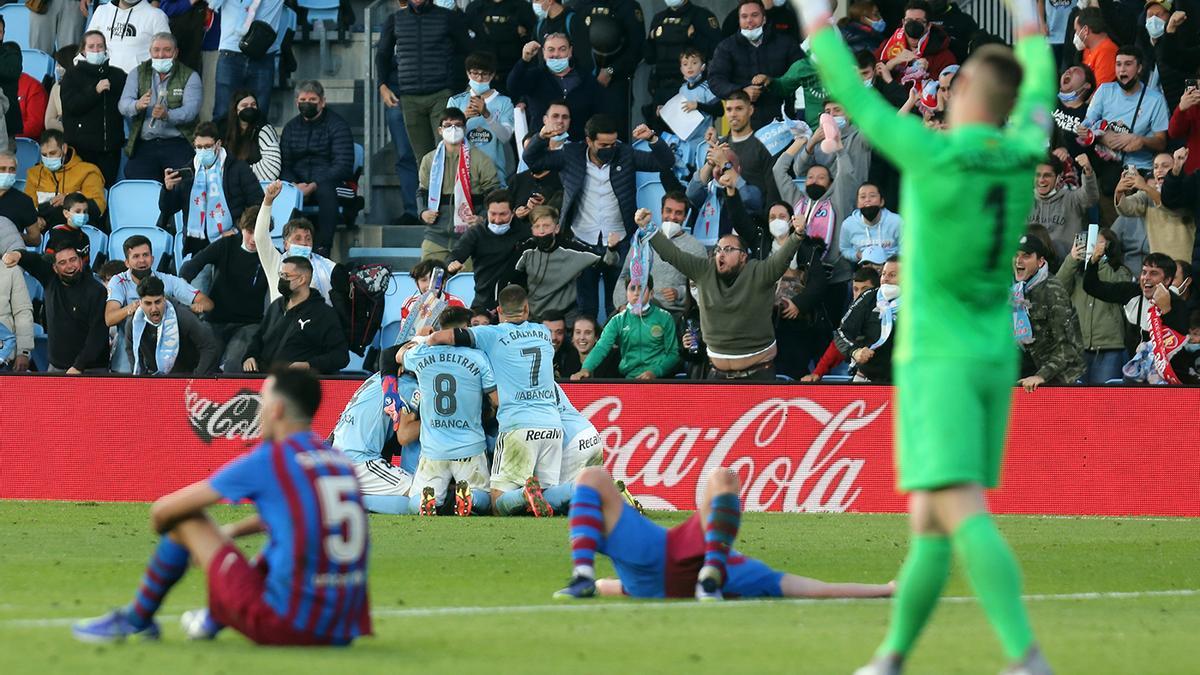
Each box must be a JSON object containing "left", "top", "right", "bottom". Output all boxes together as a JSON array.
[
  {"left": 2, "top": 247, "right": 108, "bottom": 372},
  {"left": 641, "top": 207, "right": 803, "bottom": 379},
  {"left": 125, "top": 276, "right": 220, "bottom": 375}
]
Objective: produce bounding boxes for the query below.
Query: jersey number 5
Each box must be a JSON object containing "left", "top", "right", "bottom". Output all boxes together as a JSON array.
[
  {"left": 984, "top": 185, "right": 1007, "bottom": 272},
  {"left": 316, "top": 476, "right": 368, "bottom": 564}
]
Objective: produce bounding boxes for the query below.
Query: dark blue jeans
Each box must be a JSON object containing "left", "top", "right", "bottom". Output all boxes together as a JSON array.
[
  {"left": 1084, "top": 349, "right": 1127, "bottom": 384},
  {"left": 124, "top": 137, "right": 194, "bottom": 182},
  {"left": 212, "top": 50, "right": 276, "bottom": 122},
  {"left": 384, "top": 104, "right": 419, "bottom": 218}
]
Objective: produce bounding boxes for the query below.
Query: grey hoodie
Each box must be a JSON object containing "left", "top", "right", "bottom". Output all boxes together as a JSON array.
[{"left": 1026, "top": 170, "right": 1099, "bottom": 261}]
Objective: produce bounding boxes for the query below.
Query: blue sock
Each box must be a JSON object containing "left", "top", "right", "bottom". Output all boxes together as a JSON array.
[
  {"left": 494, "top": 488, "right": 528, "bottom": 515},
  {"left": 129, "top": 536, "right": 190, "bottom": 628},
  {"left": 703, "top": 493, "right": 741, "bottom": 584},
  {"left": 363, "top": 494, "right": 410, "bottom": 515},
  {"left": 568, "top": 484, "right": 604, "bottom": 578},
  {"left": 543, "top": 482, "right": 574, "bottom": 513},
  {"left": 470, "top": 489, "right": 492, "bottom": 514}
]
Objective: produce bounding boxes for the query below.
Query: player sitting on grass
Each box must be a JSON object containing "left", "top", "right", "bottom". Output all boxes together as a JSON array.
[
  {"left": 554, "top": 466, "right": 894, "bottom": 602},
  {"left": 397, "top": 306, "right": 499, "bottom": 516},
  {"left": 72, "top": 369, "right": 372, "bottom": 645}
]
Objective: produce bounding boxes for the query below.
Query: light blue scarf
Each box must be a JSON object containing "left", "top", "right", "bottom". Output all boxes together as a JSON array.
[
  {"left": 1011, "top": 263, "right": 1048, "bottom": 345},
  {"left": 187, "top": 148, "right": 235, "bottom": 241},
  {"left": 132, "top": 301, "right": 181, "bottom": 375},
  {"left": 629, "top": 222, "right": 660, "bottom": 314},
  {"left": 870, "top": 292, "right": 899, "bottom": 349},
  {"left": 0, "top": 321, "right": 14, "bottom": 366},
  {"left": 693, "top": 180, "right": 722, "bottom": 246}
]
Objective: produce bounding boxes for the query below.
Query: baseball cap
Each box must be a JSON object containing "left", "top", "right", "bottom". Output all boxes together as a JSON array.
[
  {"left": 860, "top": 245, "right": 889, "bottom": 265},
  {"left": 1017, "top": 234, "right": 1050, "bottom": 258},
  {"left": 1145, "top": 0, "right": 1172, "bottom": 10}
]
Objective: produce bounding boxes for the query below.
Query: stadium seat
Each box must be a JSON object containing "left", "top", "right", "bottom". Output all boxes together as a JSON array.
[
  {"left": 108, "top": 227, "right": 172, "bottom": 269},
  {"left": 822, "top": 375, "right": 852, "bottom": 383},
  {"left": 354, "top": 143, "right": 364, "bottom": 174},
  {"left": 635, "top": 179, "right": 666, "bottom": 227},
  {"left": 297, "top": 0, "right": 341, "bottom": 74},
  {"left": 342, "top": 350, "right": 369, "bottom": 374},
  {"left": 381, "top": 273, "right": 418, "bottom": 341},
  {"left": 79, "top": 225, "right": 108, "bottom": 266},
  {"left": 445, "top": 271, "right": 474, "bottom": 308},
  {"left": 108, "top": 180, "right": 164, "bottom": 229},
  {"left": 30, "top": 322, "right": 47, "bottom": 371},
  {"left": 378, "top": 320, "right": 401, "bottom": 349},
  {"left": 297, "top": 0, "right": 338, "bottom": 22},
  {"left": 23, "top": 270, "right": 42, "bottom": 302},
  {"left": 260, "top": 180, "right": 301, "bottom": 248},
  {"left": 14, "top": 137, "right": 39, "bottom": 175},
  {"left": 21, "top": 49, "right": 54, "bottom": 82},
  {"left": 0, "top": 5, "right": 31, "bottom": 50}
]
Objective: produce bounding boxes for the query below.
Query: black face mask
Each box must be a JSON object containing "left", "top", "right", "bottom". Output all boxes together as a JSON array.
[
  {"left": 237, "top": 107, "right": 260, "bottom": 125},
  {"left": 59, "top": 269, "right": 81, "bottom": 285},
  {"left": 298, "top": 102, "right": 319, "bottom": 120},
  {"left": 860, "top": 205, "right": 882, "bottom": 221},
  {"left": 594, "top": 146, "right": 617, "bottom": 164},
  {"left": 535, "top": 233, "right": 557, "bottom": 251},
  {"left": 806, "top": 183, "right": 828, "bottom": 200},
  {"left": 278, "top": 278, "right": 295, "bottom": 298},
  {"left": 130, "top": 267, "right": 152, "bottom": 280},
  {"left": 904, "top": 20, "right": 926, "bottom": 40},
  {"left": 1118, "top": 76, "right": 1139, "bottom": 91}
]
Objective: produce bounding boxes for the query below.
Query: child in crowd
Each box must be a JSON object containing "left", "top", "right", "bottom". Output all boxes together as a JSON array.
[{"left": 516, "top": 206, "right": 619, "bottom": 320}]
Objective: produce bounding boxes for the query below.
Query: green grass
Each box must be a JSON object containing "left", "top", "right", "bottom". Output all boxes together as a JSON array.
[{"left": 1, "top": 502, "right": 1197, "bottom": 674}]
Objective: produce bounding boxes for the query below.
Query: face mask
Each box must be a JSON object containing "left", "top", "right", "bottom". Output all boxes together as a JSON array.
[
  {"left": 1057, "top": 89, "right": 1079, "bottom": 103},
  {"left": 903, "top": 21, "right": 925, "bottom": 40},
  {"left": 195, "top": 147, "right": 217, "bottom": 168},
  {"left": 151, "top": 58, "right": 174, "bottom": 74},
  {"left": 69, "top": 212, "right": 88, "bottom": 227},
  {"left": 488, "top": 220, "right": 511, "bottom": 235},
  {"left": 1073, "top": 32, "right": 1086, "bottom": 51},
  {"left": 532, "top": 1, "right": 548, "bottom": 19},
  {"left": 661, "top": 220, "right": 683, "bottom": 238},
  {"left": 130, "top": 267, "right": 152, "bottom": 280},
  {"left": 1184, "top": 342, "right": 1200, "bottom": 353},
  {"left": 768, "top": 218, "right": 790, "bottom": 237},
  {"left": 552, "top": 131, "right": 570, "bottom": 143},
  {"left": 833, "top": 115, "right": 847, "bottom": 129},
  {"left": 287, "top": 243, "right": 312, "bottom": 259},
  {"left": 298, "top": 102, "right": 319, "bottom": 119},
  {"left": 442, "top": 126, "right": 465, "bottom": 144},
  {"left": 805, "top": 183, "right": 827, "bottom": 200},
  {"left": 665, "top": 0, "right": 685, "bottom": 6},
  {"left": 237, "top": 107, "right": 259, "bottom": 124},
  {"left": 879, "top": 283, "right": 899, "bottom": 301},
  {"left": 468, "top": 78, "right": 492, "bottom": 95},
  {"left": 685, "top": 72, "right": 704, "bottom": 85},
  {"left": 535, "top": 233, "right": 557, "bottom": 251},
  {"left": 594, "top": 146, "right": 617, "bottom": 164},
  {"left": 863, "top": 77, "right": 874, "bottom": 88},
  {"left": 85, "top": 50, "right": 108, "bottom": 66},
  {"left": 1118, "top": 75, "right": 1139, "bottom": 91},
  {"left": 860, "top": 205, "right": 882, "bottom": 221},
  {"left": 0, "top": 173, "right": 16, "bottom": 190},
  {"left": 434, "top": 0, "right": 455, "bottom": 8},
  {"left": 740, "top": 26, "right": 763, "bottom": 41},
  {"left": 42, "top": 155, "right": 63, "bottom": 172},
  {"left": 869, "top": 18, "right": 886, "bottom": 32},
  {"left": 278, "top": 278, "right": 295, "bottom": 298},
  {"left": 1146, "top": 15, "right": 1166, "bottom": 39},
  {"left": 546, "top": 56, "right": 570, "bottom": 74}
]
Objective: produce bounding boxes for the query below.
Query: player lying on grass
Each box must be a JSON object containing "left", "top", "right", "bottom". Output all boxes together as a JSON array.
[
  {"left": 553, "top": 466, "right": 894, "bottom": 601},
  {"left": 72, "top": 369, "right": 372, "bottom": 645}
]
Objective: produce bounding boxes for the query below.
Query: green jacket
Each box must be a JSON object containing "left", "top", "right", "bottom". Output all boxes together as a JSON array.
[
  {"left": 125, "top": 61, "right": 198, "bottom": 157},
  {"left": 1024, "top": 274, "right": 1086, "bottom": 383},
  {"left": 1055, "top": 255, "right": 1131, "bottom": 351},
  {"left": 767, "top": 57, "right": 826, "bottom": 128},
  {"left": 584, "top": 303, "right": 680, "bottom": 378}
]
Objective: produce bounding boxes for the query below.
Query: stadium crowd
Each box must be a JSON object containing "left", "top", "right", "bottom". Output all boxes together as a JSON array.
[{"left": 0, "top": 0, "right": 1198, "bottom": 385}]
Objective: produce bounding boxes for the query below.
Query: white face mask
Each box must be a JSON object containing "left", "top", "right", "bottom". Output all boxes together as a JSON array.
[
  {"left": 740, "top": 26, "right": 763, "bottom": 41},
  {"left": 768, "top": 218, "right": 790, "bottom": 237},
  {"left": 442, "top": 126, "right": 464, "bottom": 144},
  {"left": 879, "top": 283, "right": 899, "bottom": 301},
  {"left": 1073, "top": 32, "right": 1086, "bottom": 51},
  {"left": 661, "top": 220, "right": 683, "bottom": 238},
  {"left": 1146, "top": 15, "right": 1166, "bottom": 39}
]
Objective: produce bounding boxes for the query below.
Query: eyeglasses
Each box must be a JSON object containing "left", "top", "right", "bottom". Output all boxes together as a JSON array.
[
  {"left": 713, "top": 246, "right": 746, "bottom": 255},
  {"left": 441, "top": 123, "right": 465, "bottom": 129}
]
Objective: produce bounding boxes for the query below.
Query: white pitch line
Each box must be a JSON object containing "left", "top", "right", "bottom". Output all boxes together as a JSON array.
[{"left": 4, "top": 589, "right": 1197, "bottom": 629}]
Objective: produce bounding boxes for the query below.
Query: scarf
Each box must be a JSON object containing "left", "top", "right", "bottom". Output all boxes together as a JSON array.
[
  {"left": 880, "top": 26, "right": 929, "bottom": 63},
  {"left": 1011, "top": 263, "right": 1049, "bottom": 345},
  {"left": 427, "top": 142, "right": 474, "bottom": 235},
  {"left": 871, "top": 292, "right": 899, "bottom": 349},
  {"left": 793, "top": 193, "right": 835, "bottom": 246},
  {"left": 187, "top": 148, "right": 234, "bottom": 241},
  {"left": 131, "top": 301, "right": 180, "bottom": 375},
  {"left": 693, "top": 180, "right": 722, "bottom": 246},
  {"left": 754, "top": 105, "right": 813, "bottom": 156},
  {"left": 628, "top": 222, "right": 660, "bottom": 314},
  {"left": 395, "top": 267, "right": 446, "bottom": 345},
  {"left": 1123, "top": 306, "right": 1185, "bottom": 384},
  {"left": 0, "top": 321, "right": 14, "bottom": 365}
]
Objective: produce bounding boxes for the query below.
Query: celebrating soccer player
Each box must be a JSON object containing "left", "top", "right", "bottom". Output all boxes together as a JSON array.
[{"left": 794, "top": 0, "right": 1056, "bottom": 672}]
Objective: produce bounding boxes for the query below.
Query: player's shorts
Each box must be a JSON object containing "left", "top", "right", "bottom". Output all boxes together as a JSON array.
[
  {"left": 492, "top": 427, "right": 563, "bottom": 491},
  {"left": 207, "top": 544, "right": 342, "bottom": 646},
  {"left": 559, "top": 427, "right": 604, "bottom": 484},
  {"left": 354, "top": 459, "right": 413, "bottom": 496},
  {"left": 410, "top": 453, "right": 490, "bottom": 505},
  {"left": 896, "top": 357, "right": 1017, "bottom": 492}
]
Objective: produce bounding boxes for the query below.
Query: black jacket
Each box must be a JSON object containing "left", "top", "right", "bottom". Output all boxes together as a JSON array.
[
  {"left": 1161, "top": 168, "right": 1199, "bottom": 215},
  {"left": 280, "top": 109, "right": 355, "bottom": 185},
  {"left": 375, "top": 5, "right": 470, "bottom": 94},
  {"left": 506, "top": 59, "right": 602, "bottom": 141},
  {"left": 523, "top": 133, "right": 674, "bottom": 239},
  {"left": 123, "top": 299, "right": 221, "bottom": 374},
  {"left": 834, "top": 287, "right": 895, "bottom": 383},
  {"left": 571, "top": 0, "right": 646, "bottom": 80},
  {"left": 645, "top": 2, "right": 723, "bottom": 103},
  {"left": 60, "top": 61, "right": 128, "bottom": 155},
  {"left": 160, "top": 155, "right": 264, "bottom": 240},
  {"left": 16, "top": 250, "right": 108, "bottom": 370},
  {"left": 0, "top": 43, "right": 20, "bottom": 138},
  {"left": 463, "top": 0, "right": 537, "bottom": 86},
  {"left": 246, "top": 293, "right": 349, "bottom": 374},
  {"left": 450, "top": 219, "right": 532, "bottom": 311},
  {"left": 179, "top": 234, "right": 269, "bottom": 324},
  {"left": 708, "top": 30, "right": 805, "bottom": 128},
  {"left": 508, "top": 169, "right": 563, "bottom": 213}
]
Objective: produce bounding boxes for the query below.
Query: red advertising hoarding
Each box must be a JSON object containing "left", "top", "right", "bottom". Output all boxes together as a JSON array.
[{"left": 1, "top": 376, "right": 1195, "bottom": 516}]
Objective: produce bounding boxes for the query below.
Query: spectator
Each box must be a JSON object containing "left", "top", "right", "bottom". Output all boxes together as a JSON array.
[
  {"left": 925, "top": 0, "right": 977, "bottom": 64},
  {"left": 1182, "top": 310, "right": 1200, "bottom": 384},
  {"left": 3, "top": 246, "right": 108, "bottom": 373},
  {"left": 1043, "top": 0, "right": 1076, "bottom": 66},
  {"left": 243, "top": 256, "right": 350, "bottom": 374},
  {"left": 515, "top": 204, "right": 619, "bottom": 319},
  {"left": 470, "top": 308, "right": 492, "bottom": 325},
  {"left": 447, "top": 52, "right": 515, "bottom": 186},
  {"left": 118, "top": 32, "right": 201, "bottom": 182},
  {"left": 541, "top": 308, "right": 566, "bottom": 373},
  {"left": 838, "top": 182, "right": 901, "bottom": 265},
  {"left": 87, "top": 0, "right": 172, "bottom": 73},
  {"left": 714, "top": 90, "right": 775, "bottom": 206},
  {"left": 614, "top": 191, "right": 705, "bottom": 317},
  {"left": 279, "top": 80, "right": 355, "bottom": 255},
  {"left": 555, "top": 313, "right": 618, "bottom": 377},
  {"left": 60, "top": 31, "right": 128, "bottom": 187},
  {"left": 1084, "top": 250, "right": 1189, "bottom": 374},
  {"left": 0, "top": 152, "right": 41, "bottom": 245},
  {"left": 417, "top": 108, "right": 500, "bottom": 261},
  {"left": 765, "top": 205, "right": 831, "bottom": 379},
  {"left": 43, "top": 192, "right": 93, "bottom": 266},
  {"left": 1167, "top": 81, "right": 1200, "bottom": 176},
  {"left": 24, "top": 129, "right": 106, "bottom": 229},
  {"left": 644, "top": 208, "right": 804, "bottom": 380},
  {"left": 573, "top": 276, "right": 680, "bottom": 380},
  {"left": 222, "top": 90, "right": 281, "bottom": 182},
  {"left": 507, "top": 34, "right": 602, "bottom": 142},
  {"left": 1137, "top": 0, "right": 1187, "bottom": 111},
  {"left": 657, "top": 48, "right": 722, "bottom": 153},
  {"left": 644, "top": 0, "right": 722, "bottom": 118},
  {"left": 875, "top": 0, "right": 956, "bottom": 88},
  {"left": 531, "top": 0, "right": 580, "bottom": 43},
  {"left": 1011, "top": 235, "right": 1085, "bottom": 391},
  {"left": 1027, "top": 153, "right": 1098, "bottom": 262},
  {"left": 0, "top": 212, "right": 24, "bottom": 255},
  {"left": 464, "top": 0, "right": 536, "bottom": 93},
  {"left": 839, "top": 1, "right": 889, "bottom": 55},
  {"left": 801, "top": 264, "right": 878, "bottom": 382},
  {"left": 1162, "top": 147, "right": 1198, "bottom": 225},
  {"left": 161, "top": 121, "right": 263, "bottom": 255},
  {"left": 0, "top": 33, "right": 17, "bottom": 143},
  {"left": 398, "top": 258, "right": 468, "bottom": 324},
  {"left": 98, "top": 258, "right": 126, "bottom": 284},
  {"left": 707, "top": 0, "right": 803, "bottom": 129},
  {"left": 447, "top": 190, "right": 531, "bottom": 312},
  {"left": 0, "top": 254, "right": 32, "bottom": 371},
  {"left": 1072, "top": 8, "right": 1118, "bottom": 86},
  {"left": 689, "top": 150, "right": 758, "bottom": 243},
  {"left": 256, "top": 182, "right": 352, "bottom": 332},
  {"left": 28, "top": 0, "right": 86, "bottom": 57},
  {"left": 208, "top": 0, "right": 283, "bottom": 123},
  {"left": 376, "top": 0, "right": 471, "bottom": 160},
  {"left": 16, "top": 67, "right": 48, "bottom": 142},
  {"left": 126, "top": 275, "right": 220, "bottom": 375},
  {"left": 571, "top": 0, "right": 646, "bottom": 137},
  {"left": 159, "top": 0, "right": 209, "bottom": 72},
  {"left": 179, "top": 206, "right": 269, "bottom": 372},
  {"left": 523, "top": 114, "right": 673, "bottom": 319},
  {"left": 509, "top": 144, "right": 564, "bottom": 219},
  {"left": 719, "top": 0, "right": 797, "bottom": 42},
  {"left": 835, "top": 256, "right": 900, "bottom": 383},
  {"left": 1050, "top": 64, "right": 1096, "bottom": 164},
  {"left": 1173, "top": 259, "right": 1196, "bottom": 315},
  {"left": 1056, "top": 229, "right": 1133, "bottom": 383},
  {"left": 1116, "top": 152, "right": 1195, "bottom": 264}
]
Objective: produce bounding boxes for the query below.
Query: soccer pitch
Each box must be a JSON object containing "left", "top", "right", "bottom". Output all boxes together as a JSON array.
[{"left": 1, "top": 502, "right": 1197, "bottom": 674}]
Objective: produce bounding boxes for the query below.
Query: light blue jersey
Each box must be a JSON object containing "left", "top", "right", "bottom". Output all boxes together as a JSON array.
[
  {"left": 106, "top": 270, "right": 198, "bottom": 307},
  {"left": 404, "top": 344, "right": 496, "bottom": 460},
  {"left": 447, "top": 90, "right": 515, "bottom": 185},
  {"left": 331, "top": 374, "right": 390, "bottom": 464},
  {"left": 468, "top": 321, "right": 562, "bottom": 432},
  {"left": 556, "top": 383, "right": 594, "bottom": 441}
]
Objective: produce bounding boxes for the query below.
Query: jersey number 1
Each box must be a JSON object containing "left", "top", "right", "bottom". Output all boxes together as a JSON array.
[
  {"left": 316, "top": 476, "right": 368, "bottom": 565},
  {"left": 984, "top": 185, "right": 1007, "bottom": 272}
]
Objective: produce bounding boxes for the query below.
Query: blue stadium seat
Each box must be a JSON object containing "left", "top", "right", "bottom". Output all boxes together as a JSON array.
[
  {"left": 31, "top": 322, "right": 47, "bottom": 371},
  {"left": 381, "top": 273, "right": 418, "bottom": 343},
  {"left": 297, "top": 0, "right": 339, "bottom": 23},
  {"left": 79, "top": 225, "right": 108, "bottom": 265},
  {"left": 14, "top": 137, "right": 39, "bottom": 176},
  {"left": 342, "top": 350, "right": 370, "bottom": 374},
  {"left": 260, "top": 180, "right": 301, "bottom": 248},
  {"left": 21, "top": 49, "right": 54, "bottom": 82},
  {"left": 378, "top": 320, "right": 401, "bottom": 350},
  {"left": 23, "top": 270, "right": 42, "bottom": 302},
  {"left": 354, "top": 143, "right": 364, "bottom": 174},
  {"left": 635, "top": 180, "right": 666, "bottom": 227},
  {"left": 0, "top": 6, "right": 31, "bottom": 50},
  {"left": 108, "top": 227, "right": 172, "bottom": 269},
  {"left": 822, "top": 375, "right": 852, "bottom": 383},
  {"left": 445, "top": 271, "right": 474, "bottom": 308},
  {"left": 108, "top": 180, "right": 164, "bottom": 229}
]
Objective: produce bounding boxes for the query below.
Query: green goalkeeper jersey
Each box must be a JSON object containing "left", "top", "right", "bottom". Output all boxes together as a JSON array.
[{"left": 809, "top": 30, "right": 1056, "bottom": 364}]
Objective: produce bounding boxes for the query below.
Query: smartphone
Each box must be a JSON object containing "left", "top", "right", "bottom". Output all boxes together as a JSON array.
[
  {"left": 172, "top": 166, "right": 194, "bottom": 180},
  {"left": 1073, "top": 231, "right": 1088, "bottom": 252},
  {"left": 1124, "top": 163, "right": 1138, "bottom": 176},
  {"left": 530, "top": 192, "right": 544, "bottom": 201},
  {"left": 1187, "top": 79, "right": 1198, "bottom": 91}
]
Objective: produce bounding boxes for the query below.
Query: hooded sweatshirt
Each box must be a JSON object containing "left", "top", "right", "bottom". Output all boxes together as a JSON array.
[
  {"left": 515, "top": 236, "right": 617, "bottom": 319},
  {"left": 87, "top": 0, "right": 172, "bottom": 74},
  {"left": 1026, "top": 169, "right": 1098, "bottom": 261}
]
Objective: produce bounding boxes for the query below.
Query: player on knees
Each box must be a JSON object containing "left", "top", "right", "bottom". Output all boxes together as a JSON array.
[
  {"left": 72, "top": 369, "right": 372, "bottom": 645},
  {"left": 396, "top": 307, "right": 498, "bottom": 516},
  {"left": 542, "top": 383, "right": 606, "bottom": 512}
]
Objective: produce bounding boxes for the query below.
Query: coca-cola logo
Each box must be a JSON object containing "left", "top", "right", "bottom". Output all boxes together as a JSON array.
[
  {"left": 184, "top": 384, "right": 263, "bottom": 444},
  {"left": 584, "top": 396, "right": 887, "bottom": 513}
]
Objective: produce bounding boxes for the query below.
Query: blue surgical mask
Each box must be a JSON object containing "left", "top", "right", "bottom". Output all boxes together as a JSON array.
[
  {"left": 1184, "top": 342, "right": 1200, "bottom": 353},
  {"left": 740, "top": 26, "right": 763, "bottom": 41},
  {"left": 0, "top": 173, "right": 15, "bottom": 190},
  {"left": 546, "top": 56, "right": 569, "bottom": 74},
  {"left": 552, "top": 131, "right": 570, "bottom": 143},
  {"left": 70, "top": 212, "right": 88, "bottom": 227},
  {"left": 1145, "top": 15, "right": 1166, "bottom": 39},
  {"left": 195, "top": 147, "right": 217, "bottom": 167},
  {"left": 434, "top": 0, "right": 455, "bottom": 8},
  {"left": 468, "top": 78, "right": 491, "bottom": 95},
  {"left": 870, "top": 18, "right": 886, "bottom": 32},
  {"left": 531, "top": 1, "right": 547, "bottom": 19},
  {"left": 85, "top": 50, "right": 108, "bottom": 65},
  {"left": 287, "top": 243, "right": 312, "bottom": 259},
  {"left": 151, "top": 58, "right": 174, "bottom": 74},
  {"left": 685, "top": 72, "right": 703, "bottom": 85},
  {"left": 42, "top": 155, "right": 62, "bottom": 171},
  {"left": 833, "top": 115, "right": 847, "bottom": 129},
  {"left": 1058, "top": 90, "right": 1079, "bottom": 103},
  {"left": 665, "top": 0, "right": 684, "bottom": 8}
]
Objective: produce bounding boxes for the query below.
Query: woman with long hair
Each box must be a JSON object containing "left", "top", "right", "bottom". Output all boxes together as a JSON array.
[
  {"left": 59, "top": 30, "right": 127, "bottom": 188},
  {"left": 222, "top": 89, "right": 280, "bottom": 182}
]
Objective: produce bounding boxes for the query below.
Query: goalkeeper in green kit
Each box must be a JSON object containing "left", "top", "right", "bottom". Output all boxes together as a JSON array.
[{"left": 792, "top": 0, "right": 1055, "bottom": 672}]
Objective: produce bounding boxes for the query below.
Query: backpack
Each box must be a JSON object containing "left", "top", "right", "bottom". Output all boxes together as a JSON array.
[{"left": 347, "top": 263, "right": 391, "bottom": 355}]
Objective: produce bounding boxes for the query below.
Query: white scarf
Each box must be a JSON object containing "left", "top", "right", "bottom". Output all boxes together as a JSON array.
[
  {"left": 186, "top": 147, "right": 234, "bottom": 241},
  {"left": 871, "top": 287, "right": 899, "bottom": 349},
  {"left": 131, "top": 301, "right": 180, "bottom": 375},
  {"left": 427, "top": 142, "right": 474, "bottom": 234}
]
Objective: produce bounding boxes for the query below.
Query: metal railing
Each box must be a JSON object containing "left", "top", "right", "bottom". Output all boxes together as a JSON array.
[
  {"left": 362, "top": 0, "right": 395, "bottom": 220},
  {"left": 957, "top": 0, "right": 1013, "bottom": 43}
]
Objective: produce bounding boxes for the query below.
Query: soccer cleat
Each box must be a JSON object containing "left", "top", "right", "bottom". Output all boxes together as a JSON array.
[
  {"left": 552, "top": 575, "right": 596, "bottom": 600},
  {"left": 695, "top": 565, "right": 723, "bottom": 601},
  {"left": 1000, "top": 645, "right": 1053, "bottom": 675},
  {"left": 454, "top": 481, "right": 473, "bottom": 517},
  {"left": 180, "top": 608, "right": 221, "bottom": 640},
  {"left": 419, "top": 486, "right": 437, "bottom": 516},
  {"left": 71, "top": 608, "right": 161, "bottom": 644},
  {"left": 615, "top": 480, "right": 645, "bottom": 515},
  {"left": 523, "top": 477, "right": 554, "bottom": 517},
  {"left": 853, "top": 654, "right": 903, "bottom": 675}
]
